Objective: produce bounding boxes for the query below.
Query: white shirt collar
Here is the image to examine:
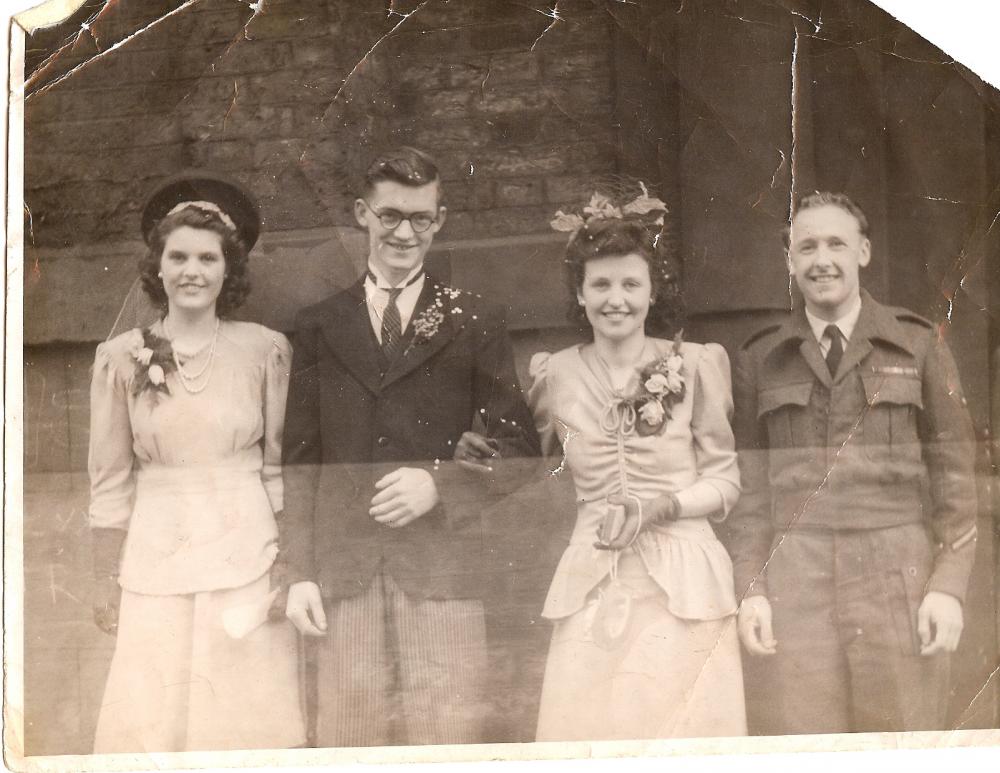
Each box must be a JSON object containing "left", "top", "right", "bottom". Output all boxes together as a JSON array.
[
  {"left": 363, "top": 263, "right": 426, "bottom": 342},
  {"left": 365, "top": 262, "right": 424, "bottom": 290},
  {"left": 805, "top": 293, "right": 862, "bottom": 344}
]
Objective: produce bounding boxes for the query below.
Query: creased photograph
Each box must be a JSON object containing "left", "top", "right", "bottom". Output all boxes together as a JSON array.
[{"left": 6, "top": 0, "right": 1000, "bottom": 770}]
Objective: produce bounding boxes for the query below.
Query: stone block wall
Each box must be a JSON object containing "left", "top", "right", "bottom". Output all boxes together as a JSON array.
[{"left": 24, "top": 0, "right": 618, "bottom": 257}]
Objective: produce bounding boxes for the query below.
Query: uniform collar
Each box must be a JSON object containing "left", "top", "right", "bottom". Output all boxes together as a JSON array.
[
  {"left": 804, "top": 294, "right": 862, "bottom": 344},
  {"left": 766, "top": 289, "right": 917, "bottom": 358}
]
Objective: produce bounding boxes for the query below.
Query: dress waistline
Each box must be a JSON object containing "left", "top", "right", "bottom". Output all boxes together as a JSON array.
[
  {"left": 136, "top": 461, "right": 261, "bottom": 492},
  {"left": 569, "top": 514, "right": 716, "bottom": 547}
]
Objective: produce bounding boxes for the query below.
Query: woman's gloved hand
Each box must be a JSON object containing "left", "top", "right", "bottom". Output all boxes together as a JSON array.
[
  {"left": 594, "top": 492, "right": 681, "bottom": 550},
  {"left": 91, "top": 527, "right": 126, "bottom": 635}
]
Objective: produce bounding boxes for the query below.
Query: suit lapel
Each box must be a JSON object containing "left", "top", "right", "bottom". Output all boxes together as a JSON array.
[
  {"left": 319, "top": 278, "right": 383, "bottom": 395},
  {"left": 381, "top": 278, "right": 461, "bottom": 388}
]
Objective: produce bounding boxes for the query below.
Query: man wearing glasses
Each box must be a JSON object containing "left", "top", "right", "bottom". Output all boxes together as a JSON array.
[{"left": 279, "top": 146, "right": 540, "bottom": 746}]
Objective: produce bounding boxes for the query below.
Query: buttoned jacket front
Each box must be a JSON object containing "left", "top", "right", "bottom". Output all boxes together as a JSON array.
[
  {"left": 729, "top": 290, "right": 977, "bottom": 602},
  {"left": 279, "top": 273, "right": 540, "bottom": 601}
]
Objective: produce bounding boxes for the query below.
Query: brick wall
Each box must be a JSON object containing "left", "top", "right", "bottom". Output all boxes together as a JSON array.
[
  {"left": 24, "top": 0, "right": 617, "bottom": 272},
  {"left": 18, "top": 2, "right": 1000, "bottom": 749},
  {"left": 23, "top": 0, "right": 623, "bottom": 474}
]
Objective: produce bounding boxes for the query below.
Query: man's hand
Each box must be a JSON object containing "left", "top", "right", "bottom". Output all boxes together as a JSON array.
[
  {"left": 286, "top": 581, "right": 327, "bottom": 636},
  {"left": 918, "top": 591, "right": 964, "bottom": 655},
  {"left": 454, "top": 431, "right": 500, "bottom": 474},
  {"left": 370, "top": 467, "right": 440, "bottom": 527},
  {"left": 737, "top": 595, "right": 777, "bottom": 656}
]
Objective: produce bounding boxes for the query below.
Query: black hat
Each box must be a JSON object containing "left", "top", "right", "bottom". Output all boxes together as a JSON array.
[{"left": 141, "top": 171, "right": 260, "bottom": 249}]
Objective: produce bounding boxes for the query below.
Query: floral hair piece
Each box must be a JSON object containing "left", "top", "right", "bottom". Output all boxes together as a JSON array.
[
  {"left": 166, "top": 200, "right": 238, "bottom": 232},
  {"left": 550, "top": 182, "right": 668, "bottom": 237}
]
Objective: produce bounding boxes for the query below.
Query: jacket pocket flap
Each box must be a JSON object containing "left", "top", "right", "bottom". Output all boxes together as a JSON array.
[
  {"left": 757, "top": 382, "right": 813, "bottom": 417},
  {"left": 861, "top": 374, "right": 923, "bottom": 408}
]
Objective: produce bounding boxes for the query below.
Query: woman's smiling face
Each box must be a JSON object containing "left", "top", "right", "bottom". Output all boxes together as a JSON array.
[
  {"left": 159, "top": 225, "right": 227, "bottom": 316},
  {"left": 577, "top": 252, "right": 653, "bottom": 344}
]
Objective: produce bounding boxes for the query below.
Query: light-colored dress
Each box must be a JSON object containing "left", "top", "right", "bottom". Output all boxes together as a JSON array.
[
  {"left": 528, "top": 340, "right": 747, "bottom": 741},
  {"left": 88, "top": 319, "right": 305, "bottom": 752}
]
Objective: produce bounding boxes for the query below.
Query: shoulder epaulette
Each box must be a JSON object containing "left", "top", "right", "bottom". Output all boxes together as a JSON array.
[
  {"left": 892, "top": 308, "right": 933, "bottom": 330},
  {"left": 740, "top": 323, "right": 782, "bottom": 351}
]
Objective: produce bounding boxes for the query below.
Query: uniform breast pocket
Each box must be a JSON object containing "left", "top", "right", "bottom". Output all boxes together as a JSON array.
[
  {"left": 860, "top": 374, "right": 923, "bottom": 461},
  {"left": 757, "top": 382, "right": 814, "bottom": 448}
]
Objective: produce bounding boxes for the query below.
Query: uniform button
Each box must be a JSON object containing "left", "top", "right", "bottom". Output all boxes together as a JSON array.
[
  {"left": 856, "top": 627, "right": 864, "bottom": 636},
  {"left": 377, "top": 436, "right": 390, "bottom": 448},
  {"left": 908, "top": 566, "right": 918, "bottom": 577}
]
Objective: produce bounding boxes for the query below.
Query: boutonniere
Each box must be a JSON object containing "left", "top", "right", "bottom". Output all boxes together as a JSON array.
[
  {"left": 403, "top": 284, "right": 469, "bottom": 356},
  {"left": 631, "top": 332, "right": 686, "bottom": 436},
  {"left": 128, "top": 327, "right": 176, "bottom": 403}
]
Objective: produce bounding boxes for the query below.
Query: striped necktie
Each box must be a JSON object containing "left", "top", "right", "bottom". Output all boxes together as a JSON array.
[{"left": 381, "top": 287, "right": 404, "bottom": 360}]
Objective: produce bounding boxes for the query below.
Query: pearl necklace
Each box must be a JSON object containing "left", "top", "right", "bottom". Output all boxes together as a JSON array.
[{"left": 164, "top": 317, "right": 220, "bottom": 394}]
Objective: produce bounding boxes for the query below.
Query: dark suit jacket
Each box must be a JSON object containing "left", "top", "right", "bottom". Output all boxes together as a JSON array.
[{"left": 279, "top": 273, "right": 541, "bottom": 601}]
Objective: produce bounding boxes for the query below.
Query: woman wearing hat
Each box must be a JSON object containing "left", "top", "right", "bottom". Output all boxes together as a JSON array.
[{"left": 87, "top": 175, "right": 305, "bottom": 751}]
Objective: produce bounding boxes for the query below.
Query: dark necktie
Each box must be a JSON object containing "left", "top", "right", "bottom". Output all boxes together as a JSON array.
[
  {"left": 381, "top": 287, "right": 404, "bottom": 360},
  {"left": 825, "top": 324, "right": 843, "bottom": 377}
]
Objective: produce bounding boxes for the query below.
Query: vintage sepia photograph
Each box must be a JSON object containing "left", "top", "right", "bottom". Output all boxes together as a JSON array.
[{"left": 6, "top": 0, "right": 1000, "bottom": 769}]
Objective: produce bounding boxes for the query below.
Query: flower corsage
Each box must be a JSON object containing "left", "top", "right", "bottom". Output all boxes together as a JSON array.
[
  {"left": 129, "top": 328, "right": 176, "bottom": 402},
  {"left": 403, "top": 284, "right": 469, "bottom": 356},
  {"left": 632, "top": 332, "right": 685, "bottom": 436}
]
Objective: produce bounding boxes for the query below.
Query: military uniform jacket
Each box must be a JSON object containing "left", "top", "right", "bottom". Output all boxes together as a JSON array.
[
  {"left": 278, "top": 273, "right": 541, "bottom": 601},
  {"left": 729, "top": 290, "right": 977, "bottom": 602}
]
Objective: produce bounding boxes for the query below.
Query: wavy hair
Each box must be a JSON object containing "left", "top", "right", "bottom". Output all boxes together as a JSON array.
[
  {"left": 564, "top": 216, "right": 683, "bottom": 336},
  {"left": 138, "top": 206, "right": 251, "bottom": 317}
]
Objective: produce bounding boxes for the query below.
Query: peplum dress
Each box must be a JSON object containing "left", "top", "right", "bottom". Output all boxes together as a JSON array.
[
  {"left": 528, "top": 339, "right": 747, "bottom": 740},
  {"left": 88, "top": 319, "right": 305, "bottom": 752}
]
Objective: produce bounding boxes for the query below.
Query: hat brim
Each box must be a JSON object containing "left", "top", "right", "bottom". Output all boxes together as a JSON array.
[{"left": 142, "top": 173, "right": 260, "bottom": 249}]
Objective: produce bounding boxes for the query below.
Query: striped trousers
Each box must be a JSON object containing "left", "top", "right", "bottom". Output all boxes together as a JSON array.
[{"left": 315, "top": 572, "right": 489, "bottom": 747}]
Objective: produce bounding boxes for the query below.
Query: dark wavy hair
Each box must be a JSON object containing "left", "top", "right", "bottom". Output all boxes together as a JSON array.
[
  {"left": 138, "top": 206, "right": 251, "bottom": 317},
  {"left": 564, "top": 217, "right": 683, "bottom": 336}
]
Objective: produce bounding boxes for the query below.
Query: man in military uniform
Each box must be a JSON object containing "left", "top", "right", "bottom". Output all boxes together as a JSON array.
[{"left": 730, "top": 192, "right": 978, "bottom": 733}]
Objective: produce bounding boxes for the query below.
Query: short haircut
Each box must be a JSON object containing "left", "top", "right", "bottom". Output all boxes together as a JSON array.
[
  {"left": 362, "top": 146, "right": 442, "bottom": 202},
  {"left": 784, "top": 191, "right": 870, "bottom": 248}
]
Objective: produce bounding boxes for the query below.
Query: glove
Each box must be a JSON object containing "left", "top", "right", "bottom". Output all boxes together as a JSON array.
[
  {"left": 595, "top": 492, "right": 681, "bottom": 550},
  {"left": 91, "top": 528, "right": 126, "bottom": 635}
]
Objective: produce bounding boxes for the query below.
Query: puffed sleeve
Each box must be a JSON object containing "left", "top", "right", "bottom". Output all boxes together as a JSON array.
[
  {"left": 527, "top": 352, "right": 562, "bottom": 458},
  {"left": 88, "top": 338, "right": 137, "bottom": 530},
  {"left": 674, "top": 343, "right": 741, "bottom": 521},
  {"left": 261, "top": 330, "right": 292, "bottom": 515}
]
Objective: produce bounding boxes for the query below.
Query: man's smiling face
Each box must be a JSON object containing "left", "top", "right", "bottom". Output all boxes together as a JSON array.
[
  {"left": 787, "top": 204, "right": 871, "bottom": 321},
  {"left": 354, "top": 179, "right": 445, "bottom": 285}
]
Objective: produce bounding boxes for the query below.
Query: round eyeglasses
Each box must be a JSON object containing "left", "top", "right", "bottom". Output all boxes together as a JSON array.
[{"left": 363, "top": 201, "right": 437, "bottom": 233}]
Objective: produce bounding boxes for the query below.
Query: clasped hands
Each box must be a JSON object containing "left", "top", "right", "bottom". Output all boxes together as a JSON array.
[
  {"left": 593, "top": 492, "right": 679, "bottom": 550},
  {"left": 737, "top": 590, "right": 964, "bottom": 657}
]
